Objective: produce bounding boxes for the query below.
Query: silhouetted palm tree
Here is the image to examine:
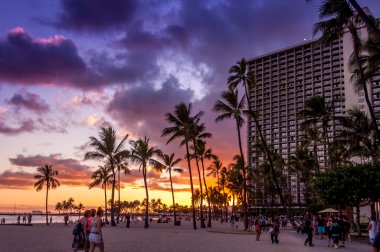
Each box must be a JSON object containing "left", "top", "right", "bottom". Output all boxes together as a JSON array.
[
  {"left": 312, "top": 0, "right": 380, "bottom": 143},
  {"left": 89, "top": 165, "right": 113, "bottom": 224},
  {"left": 194, "top": 140, "right": 216, "bottom": 228},
  {"left": 228, "top": 58, "right": 287, "bottom": 220},
  {"left": 34, "top": 164, "right": 60, "bottom": 225},
  {"left": 114, "top": 155, "right": 130, "bottom": 223},
  {"left": 156, "top": 152, "right": 183, "bottom": 225},
  {"left": 129, "top": 137, "right": 162, "bottom": 229},
  {"left": 207, "top": 157, "right": 223, "bottom": 186},
  {"left": 213, "top": 88, "right": 248, "bottom": 227},
  {"left": 84, "top": 127, "right": 129, "bottom": 226},
  {"left": 162, "top": 103, "right": 203, "bottom": 230}
]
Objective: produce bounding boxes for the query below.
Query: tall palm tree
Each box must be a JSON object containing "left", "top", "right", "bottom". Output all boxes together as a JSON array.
[
  {"left": 67, "top": 197, "right": 75, "bottom": 214},
  {"left": 34, "top": 164, "right": 60, "bottom": 225},
  {"left": 189, "top": 122, "right": 212, "bottom": 228},
  {"left": 114, "top": 155, "right": 130, "bottom": 223},
  {"left": 162, "top": 103, "right": 203, "bottom": 230},
  {"left": 213, "top": 88, "right": 248, "bottom": 228},
  {"left": 89, "top": 165, "right": 113, "bottom": 224},
  {"left": 299, "top": 95, "right": 334, "bottom": 168},
  {"left": 129, "top": 137, "right": 162, "bottom": 229},
  {"left": 194, "top": 140, "right": 216, "bottom": 227},
  {"left": 227, "top": 156, "right": 244, "bottom": 216},
  {"left": 156, "top": 153, "right": 183, "bottom": 225},
  {"left": 312, "top": 0, "right": 380, "bottom": 144},
  {"left": 84, "top": 127, "right": 129, "bottom": 226},
  {"left": 228, "top": 58, "right": 287, "bottom": 215}
]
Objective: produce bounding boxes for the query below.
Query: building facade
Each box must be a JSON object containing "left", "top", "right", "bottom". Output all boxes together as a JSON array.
[{"left": 247, "top": 23, "right": 380, "bottom": 208}]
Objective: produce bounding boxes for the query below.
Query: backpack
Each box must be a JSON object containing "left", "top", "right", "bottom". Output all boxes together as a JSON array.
[{"left": 72, "top": 222, "right": 82, "bottom": 236}]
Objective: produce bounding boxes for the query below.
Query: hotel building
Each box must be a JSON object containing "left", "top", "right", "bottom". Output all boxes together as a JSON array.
[{"left": 247, "top": 19, "right": 380, "bottom": 207}]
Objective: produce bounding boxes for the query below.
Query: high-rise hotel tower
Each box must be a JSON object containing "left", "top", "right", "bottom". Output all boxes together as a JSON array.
[{"left": 247, "top": 14, "right": 380, "bottom": 207}]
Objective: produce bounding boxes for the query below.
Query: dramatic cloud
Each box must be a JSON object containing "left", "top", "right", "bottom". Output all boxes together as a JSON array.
[
  {"left": 55, "top": 0, "right": 138, "bottom": 32},
  {"left": 0, "top": 27, "right": 94, "bottom": 88},
  {"left": 107, "top": 77, "right": 194, "bottom": 140},
  {"left": 7, "top": 91, "right": 50, "bottom": 114}
]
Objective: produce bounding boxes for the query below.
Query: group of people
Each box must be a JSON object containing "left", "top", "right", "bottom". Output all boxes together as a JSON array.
[
  {"left": 302, "top": 215, "right": 351, "bottom": 248},
  {"left": 16, "top": 213, "right": 32, "bottom": 224},
  {"left": 72, "top": 207, "right": 104, "bottom": 252}
]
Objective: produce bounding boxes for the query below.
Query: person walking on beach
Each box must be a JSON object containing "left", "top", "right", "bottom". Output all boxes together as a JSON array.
[
  {"left": 368, "top": 216, "right": 378, "bottom": 246},
  {"left": 326, "top": 217, "right": 333, "bottom": 247},
  {"left": 89, "top": 207, "right": 105, "bottom": 252},
  {"left": 331, "top": 219, "right": 341, "bottom": 248},
  {"left": 317, "top": 215, "right": 325, "bottom": 239},
  {"left": 304, "top": 216, "right": 314, "bottom": 247},
  {"left": 28, "top": 212, "right": 32, "bottom": 224},
  {"left": 73, "top": 210, "right": 91, "bottom": 252},
  {"left": 64, "top": 214, "right": 69, "bottom": 227},
  {"left": 270, "top": 219, "right": 280, "bottom": 244},
  {"left": 125, "top": 213, "right": 131, "bottom": 228},
  {"left": 22, "top": 213, "right": 26, "bottom": 224},
  {"left": 17, "top": 215, "right": 20, "bottom": 224},
  {"left": 255, "top": 219, "right": 261, "bottom": 241}
]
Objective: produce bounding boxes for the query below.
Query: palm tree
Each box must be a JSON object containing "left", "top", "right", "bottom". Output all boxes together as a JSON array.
[
  {"left": 76, "top": 203, "right": 85, "bottom": 220},
  {"left": 306, "top": 0, "right": 380, "bottom": 38},
  {"left": 129, "top": 137, "right": 162, "bottom": 229},
  {"left": 299, "top": 95, "right": 334, "bottom": 168},
  {"left": 207, "top": 157, "right": 223, "bottom": 186},
  {"left": 34, "top": 164, "right": 60, "bottom": 225},
  {"left": 338, "top": 107, "right": 378, "bottom": 160},
  {"left": 228, "top": 58, "right": 287, "bottom": 216},
  {"left": 312, "top": 0, "right": 380, "bottom": 144},
  {"left": 189, "top": 122, "right": 212, "bottom": 228},
  {"left": 213, "top": 88, "right": 248, "bottom": 228},
  {"left": 226, "top": 156, "right": 244, "bottom": 216},
  {"left": 114, "top": 155, "right": 130, "bottom": 223},
  {"left": 89, "top": 165, "right": 113, "bottom": 224},
  {"left": 67, "top": 197, "right": 75, "bottom": 214},
  {"left": 55, "top": 202, "right": 63, "bottom": 215},
  {"left": 288, "top": 147, "right": 318, "bottom": 205},
  {"left": 194, "top": 140, "right": 216, "bottom": 227},
  {"left": 84, "top": 127, "right": 129, "bottom": 226},
  {"left": 156, "top": 153, "right": 183, "bottom": 225},
  {"left": 162, "top": 103, "right": 203, "bottom": 230}
]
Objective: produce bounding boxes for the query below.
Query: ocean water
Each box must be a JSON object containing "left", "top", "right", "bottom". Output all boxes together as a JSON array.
[{"left": 0, "top": 214, "right": 80, "bottom": 224}]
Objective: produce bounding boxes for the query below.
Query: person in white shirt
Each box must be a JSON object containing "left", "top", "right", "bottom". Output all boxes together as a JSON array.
[{"left": 368, "top": 216, "right": 377, "bottom": 245}]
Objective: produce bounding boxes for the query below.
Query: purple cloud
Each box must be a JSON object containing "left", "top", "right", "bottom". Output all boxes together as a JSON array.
[
  {"left": 7, "top": 91, "right": 50, "bottom": 114},
  {"left": 0, "top": 120, "right": 34, "bottom": 135},
  {"left": 0, "top": 27, "right": 86, "bottom": 87},
  {"left": 55, "top": 0, "right": 138, "bottom": 32}
]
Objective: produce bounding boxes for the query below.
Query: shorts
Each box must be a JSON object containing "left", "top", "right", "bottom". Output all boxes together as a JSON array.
[
  {"left": 370, "top": 237, "right": 375, "bottom": 245},
  {"left": 317, "top": 226, "right": 325, "bottom": 234},
  {"left": 89, "top": 233, "right": 102, "bottom": 244}
]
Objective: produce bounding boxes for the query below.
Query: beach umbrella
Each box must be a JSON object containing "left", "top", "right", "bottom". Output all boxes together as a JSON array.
[{"left": 317, "top": 208, "right": 339, "bottom": 214}]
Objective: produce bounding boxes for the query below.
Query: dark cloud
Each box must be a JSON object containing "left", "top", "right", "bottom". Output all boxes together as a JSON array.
[
  {"left": 7, "top": 91, "right": 50, "bottom": 114},
  {"left": 0, "top": 116, "right": 67, "bottom": 135},
  {"left": 55, "top": 0, "right": 138, "bottom": 32},
  {"left": 107, "top": 77, "right": 194, "bottom": 140},
  {"left": 0, "top": 170, "right": 33, "bottom": 189},
  {"left": 0, "top": 27, "right": 88, "bottom": 87}
]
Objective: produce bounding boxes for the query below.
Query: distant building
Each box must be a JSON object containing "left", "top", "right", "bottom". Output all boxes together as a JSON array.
[{"left": 246, "top": 10, "right": 380, "bottom": 208}]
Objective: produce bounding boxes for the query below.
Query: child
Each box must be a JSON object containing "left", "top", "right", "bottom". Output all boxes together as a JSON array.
[{"left": 330, "top": 219, "right": 341, "bottom": 248}]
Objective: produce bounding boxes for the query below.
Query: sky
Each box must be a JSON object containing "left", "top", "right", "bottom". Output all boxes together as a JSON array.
[{"left": 0, "top": 0, "right": 380, "bottom": 213}]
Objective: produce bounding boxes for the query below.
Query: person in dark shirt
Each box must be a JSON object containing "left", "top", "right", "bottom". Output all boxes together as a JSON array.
[
  {"left": 304, "top": 216, "right": 314, "bottom": 247},
  {"left": 338, "top": 216, "right": 346, "bottom": 247},
  {"left": 331, "top": 219, "right": 341, "bottom": 248}
]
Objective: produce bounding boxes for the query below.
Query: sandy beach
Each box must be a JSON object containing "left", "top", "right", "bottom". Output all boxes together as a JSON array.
[{"left": 0, "top": 220, "right": 371, "bottom": 252}]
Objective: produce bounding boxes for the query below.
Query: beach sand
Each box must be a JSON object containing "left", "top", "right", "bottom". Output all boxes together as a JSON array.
[{"left": 0, "top": 220, "right": 370, "bottom": 252}]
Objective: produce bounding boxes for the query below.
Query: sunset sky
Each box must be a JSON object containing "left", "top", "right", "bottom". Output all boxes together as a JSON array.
[{"left": 1, "top": 0, "right": 380, "bottom": 213}]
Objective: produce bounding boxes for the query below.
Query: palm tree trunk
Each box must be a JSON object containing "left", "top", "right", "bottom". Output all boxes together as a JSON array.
[
  {"left": 46, "top": 185, "right": 49, "bottom": 226},
  {"left": 143, "top": 166, "right": 149, "bottom": 229},
  {"left": 200, "top": 158, "right": 212, "bottom": 228},
  {"left": 349, "top": 24, "right": 380, "bottom": 144},
  {"left": 169, "top": 170, "right": 177, "bottom": 225},
  {"left": 104, "top": 183, "right": 108, "bottom": 224},
  {"left": 117, "top": 169, "right": 120, "bottom": 224},
  {"left": 110, "top": 169, "right": 116, "bottom": 226},
  {"left": 236, "top": 119, "right": 248, "bottom": 230},
  {"left": 185, "top": 142, "right": 197, "bottom": 230},
  {"left": 355, "top": 205, "right": 362, "bottom": 236},
  {"left": 193, "top": 150, "right": 205, "bottom": 228},
  {"left": 243, "top": 81, "right": 288, "bottom": 212}
]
